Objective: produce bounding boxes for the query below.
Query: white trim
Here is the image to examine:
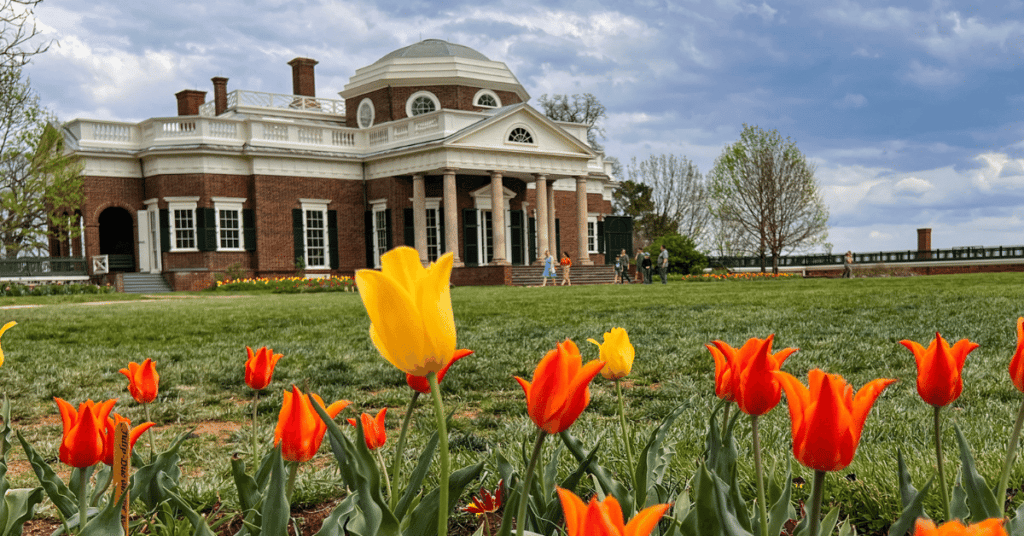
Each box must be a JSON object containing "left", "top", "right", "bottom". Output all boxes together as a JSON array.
[
  {"left": 214, "top": 200, "right": 245, "bottom": 252},
  {"left": 371, "top": 202, "right": 388, "bottom": 268},
  {"left": 587, "top": 216, "right": 599, "bottom": 254},
  {"left": 504, "top": 123, "right": 537, "bottom": 146},
  {"left": 167, "top": 199, "right": 199, "bottom": 252},
  {"left": 300, "top": 198, "right": 331, "bottom": 206},
  {"left": 357, "top": 98, "right": 375, "bottom": 129},
  {"left": 473, "top": 89, "right": 501, "bottom": 108},
  {"left": 165, "top": 196, "right": 200, "bottom": 203},
  {"left": 406, "top": 91, "right": 440, "bottom": 117},
  {"left": 470, "top": 185, "right": 515, "bottom": 211},
  {"left": 301, "top": 201, "right": 330, "bottom": 270},
  {"left": 212, "top": 196, "right": 246, "bottom": 204}
]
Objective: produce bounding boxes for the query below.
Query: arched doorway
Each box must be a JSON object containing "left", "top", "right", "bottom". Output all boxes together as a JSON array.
[{"left": 98, "top": 207, "right": 135, "bottom": 272}]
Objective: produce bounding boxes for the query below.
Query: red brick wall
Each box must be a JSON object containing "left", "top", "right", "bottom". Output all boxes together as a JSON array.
[
  {"left": 451, "top": 265, "right": 510, "bottom": 286},
  {"left": 344, "top": 85, "right": 523, "bottom": 128},
  {"left": 81, "top": 176, "right": 145, "bottom": 273}
]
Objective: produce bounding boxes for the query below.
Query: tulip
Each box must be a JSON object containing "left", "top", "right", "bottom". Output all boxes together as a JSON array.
[
  {"left": 999, "top": 318, "right": 1024, "bottom": 509},
  {"left": 356, "top": 246, "right": 456, "bottom": 377},
  {"left": 348, "top": 408, "right": 388, "bottom": 451},
  {"left": 587, "top": 327, "right": 634, "bottom": 380},
  {"left": 0, "top": 320, "right": 15, "bottom": 367},
  {"left": 556, "top": 487, "right": 671, "bottom": 536},
  {"left": 515, "top": 340, "right": 606, "bottom": 435},
  {"left": 55, "top": 398, "right": 117, "bottom": 468},
  {"left": 274, "top": 385, "right": 350, "bottom": 464},
  {"left": 466, "top": 480, "right": 503, "bottom": 515},
  {"left": 102, "top": 413, "right": 156, "bottom": 466},
  {"left": 914, "top": 518, "right": 1007, "bottom": 536},
  {"left": 406, "top": 349, "right": 472, "bottom": 394},
  {"left": 708, "top": 336, "right": 796, "bottom": 416},
  {"left": 775, "top": 369, "right": 895, "bottom": 536},
  {"left": 119, "top": 359, "right": 159, "bottom": 404},
  {"left": 901, "top": 333, "right": 978, "bottom": 407},
  {"left": 245, "top": 346, "right": 283, "bottom": 391}
]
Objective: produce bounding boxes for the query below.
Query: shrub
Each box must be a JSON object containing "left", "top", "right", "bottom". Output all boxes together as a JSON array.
[{"left": 646, "top": 233, "right": 707, "bottom": 275}]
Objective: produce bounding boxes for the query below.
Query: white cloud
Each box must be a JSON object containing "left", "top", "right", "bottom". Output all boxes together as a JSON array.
[
  {"left": 835, "top": 93, "right": 867, "bottom": 109},
  {"left": 903, "top": 60, "right": 961, "bottom": 87},
  {"left": 972, "top": 152, "right": 1024, "bottom": 191},
  {"left": 894, "top": 177, "right": 933, "bottom": 194},
  {"left": 869, "top": 230, "right": 892, "bottom": 240}
]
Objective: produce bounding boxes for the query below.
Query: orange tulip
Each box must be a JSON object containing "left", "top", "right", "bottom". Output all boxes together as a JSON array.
[
  {"left": 273, "top": 386, "right": 351, "bottom": 463},
  {"left": 119, "top": 359, "right": 159, "bottom": 404},
  {"left": 556, "top": 487, "right": 670, "bottom": 536},
  {"left": 245, "top": 346, "right": 283, "bottom": 391},
  {"left": 406, "top": 349, "right": 473, "bottom": 394},
  {"left": 102, "top": 413, "right": 156, "bottom": 466},
  {"left": 347, "top": 408, "right": 387, "bottom": 450},
  {"left": 914, "top": 518, "right": 1007, "bottom": 536},
  {"left": 901, "top": 333, "right": 979, "bottom": 407},
  {"left": 775, "top": 369, "right": 895, "bottom": 472},
  {"left": 55, "top": 398, "right": 116, "bottom": 468},
  {"left": 708, "top": 336, "right": 796, "bottom": 416},
  {"left": 515, "top": 340, "right": 605, "bottom": 434},
  {"left": 1009, "top": 318, "right": 1024, "bottom": 393}
]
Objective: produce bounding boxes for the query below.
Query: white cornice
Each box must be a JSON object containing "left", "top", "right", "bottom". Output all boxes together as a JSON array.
[{"left": 341, "top": 56, "right": 529, "bottom": 102}]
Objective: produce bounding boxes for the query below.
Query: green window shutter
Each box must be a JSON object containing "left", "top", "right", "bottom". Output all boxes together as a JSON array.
[
  {"left": 328, "top": 210, "right": 339, "bottom": 269},
  {"left": 243, "top": 209, "right": 256, "bottom": 252},
  {"left": 528, "top": 217, "right": 536, "bottom": 264},
  {"left": 384, "top": 209, "right": 393, "bottom": 251},
  {"left": 510, "top": 210, "right": 524, "bottom": 265},
  {"left": 292, "top": 209, "right": 304, "bottom": 267},
  {"left": 197, "top": 207, "right": 216, "bottom": 252},
  {"left": 403, "top": 208, "right": 414, "bottom": 247},
  {"left": 364, "top": 211, "right": 374, "bottom": 268},
  {"left": 438, "top": 208, "right": 446, "bottom": 253},
  {"left": 159, "top": 209, "right": 170, "bottom": 253},
  {"left": 597, "top": 220, "right": 605, "bottom": 261},
  {"left": 554, "top": 219, "right": 561, "bottom": 257},
  {"left": 462, "top": 208, "right": 478, "bottom": 267}
]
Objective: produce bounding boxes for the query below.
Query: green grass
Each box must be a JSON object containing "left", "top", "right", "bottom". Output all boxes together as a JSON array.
[{"left": 3, "top": 273, "right": 1024, "bottom": 532}]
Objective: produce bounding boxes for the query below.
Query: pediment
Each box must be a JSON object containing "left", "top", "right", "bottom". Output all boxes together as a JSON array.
[{"left": 443, "top": 105, "right": 595, "bottom": 159}]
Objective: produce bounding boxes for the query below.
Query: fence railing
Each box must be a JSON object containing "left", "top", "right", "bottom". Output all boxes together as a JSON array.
[
  {"left": 0, "top": 257, "right": 89, "bottom": 279},
  {"left": 708, "top": 245, "right": 1024, "bottom": 269}
]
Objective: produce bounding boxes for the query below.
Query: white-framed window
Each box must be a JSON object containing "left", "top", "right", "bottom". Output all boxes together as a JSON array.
[
  {"left": 213, "top": 197, "right": 245, "bottom": 251},
  {"left": 473, "top": 89, "right": 501, "bottom": 108},
  {"left": 587, "top": 216, "right": 599, "bottom": 254},
  {"left": 406, "top": 91, "right": 439, "bottom": 117},
  {"left": 371, "top": 199, "right": 388, "bottom": 268},
  {"left": 357, "top": 98, "right": 375, "bottom": 129},
  {"left": 479, "top": 210, "right": 494, "bottom": 265},
  {"left": 301, "top": 199, "right": 330, "bottom": 269},
  {"left": 166, "top": 197, "right": 199, "bottom": 252},
  {"left": 420, "top": 199, "right": 442, "bottom": 263},
  {"left": 506, "top": 125, "right": 535, "bottom": 145}
]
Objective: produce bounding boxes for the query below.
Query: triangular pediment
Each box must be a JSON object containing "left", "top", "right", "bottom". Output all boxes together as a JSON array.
[{"left": 443, "top": 104, "right": 596, "bottom": 159}]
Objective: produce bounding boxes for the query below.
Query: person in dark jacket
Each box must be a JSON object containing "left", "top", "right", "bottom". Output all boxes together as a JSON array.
[{"left": 641, "top": 252, "right": 653, "bottom": 284}]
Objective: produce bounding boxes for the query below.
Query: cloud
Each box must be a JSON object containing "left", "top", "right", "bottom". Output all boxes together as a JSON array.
[
  {"left": 834, "top": 93, "right": 867, "bottom": 109},
  {"left": 894, "top": 177, "right": 933, "bottom": 194},
  {"left": 903, "top": 60, "right": 961, "bottom": 87}
]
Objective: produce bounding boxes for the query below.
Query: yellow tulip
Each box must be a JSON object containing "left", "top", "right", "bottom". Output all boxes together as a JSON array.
[
  {"left": 356, "top": 247, "right": 457, "bottom": 376},
  {"left": 588, "top": 327, "right": 634, "bottom": 380},
  {"left": 0, "top": 321, "right": 15, "bottom": 367}
]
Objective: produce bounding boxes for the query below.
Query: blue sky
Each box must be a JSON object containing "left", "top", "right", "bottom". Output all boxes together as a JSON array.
[{"left": 22, "top": 0, "right": 1024, "bottom": 253}]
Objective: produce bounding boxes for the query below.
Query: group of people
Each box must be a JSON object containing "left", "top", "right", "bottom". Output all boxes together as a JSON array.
[{"left": 540, "top": 245, "right": 669, "bottom": 286}]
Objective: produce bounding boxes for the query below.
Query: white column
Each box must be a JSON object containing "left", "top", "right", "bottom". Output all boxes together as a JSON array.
[
  {"left": 412, "top": 173, "right": 428, "bottom": 265},
  {"left": 534, "top": 174, "right": 549, "bottom": 264},
  {"left": 489, "top": 171, "right": 509, "bottom": 265},
  {"left": 443, "top": 168, "right": 462, "bottom": 267},
  {"left": 576, "top": 175, "right": 593, "bottom": 265},
  {"left": 547, "top": 180, "right": 557, "bottom": 258}
]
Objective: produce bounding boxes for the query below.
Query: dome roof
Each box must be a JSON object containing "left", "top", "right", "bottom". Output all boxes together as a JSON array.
[{"left": 378, "top": 39, "right": 491, "bottom": 62}]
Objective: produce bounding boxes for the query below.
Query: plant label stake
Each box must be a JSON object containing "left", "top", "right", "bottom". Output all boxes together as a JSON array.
[{"left": 113, "top": 421, "right": 130, "bottom": 534}]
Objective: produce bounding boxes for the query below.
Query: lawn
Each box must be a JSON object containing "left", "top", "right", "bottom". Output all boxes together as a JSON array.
[{"left": 3, "top": 272, "right": 1024, "bottom": 534}]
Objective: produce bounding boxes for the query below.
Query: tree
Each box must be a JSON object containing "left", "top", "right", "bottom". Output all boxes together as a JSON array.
[
  {"left": 0, "top": 64, "right": 83, "bottom": 258},
  {"left": 537, "top": 93, "right": 606, "bottom": 150},
  {"left": 708, "top": 124, "right": 829, "bottom": 273},
  {"left": 625, "top": 154, "right": 712, "bottom": 247},
  {"left": 647, "top": 233, "right": 707, "bottom": 275},
  {"left": 2, "top": 0, "right": 48, "bottom": 68}
]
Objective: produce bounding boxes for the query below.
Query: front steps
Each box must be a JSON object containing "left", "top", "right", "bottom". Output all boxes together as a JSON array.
[
  {"left": 510, "top": 264, "right": 617, "bottom": 286},
  {"left": 122, "top": 272, "right": 173, "bottom": 293}
]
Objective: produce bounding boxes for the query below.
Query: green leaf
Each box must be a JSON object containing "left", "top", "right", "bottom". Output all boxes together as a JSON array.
[
  {"left": 312, "top": 495, "right": 357, "bottom": 536},
  {"left": 682, "top": 463, "right": 753, "bottom": 536},
  {"left": 1004, "top": 497, "right": 1024, "bottom": 536},
  {"left": 16, "top": 431, "right": 77, "bottom": 518},
  {"left": 817, "top": 506, "right": 840, "bottom": 536},
  {"left": 155, "top": 473, "right": 217, "bottom": 536},
  {"left": 394, "top": 431, "right": 438, "bottom": 521},
  {"left": 896, "top": 450, "right": 919, "bottom": 512},
  {"left": 259, "top": 448, "right": 289, "bottom": 536},
  {"left": 634, "top": 403, "right": 687, "bottom": 514},
  {"left": 130, "top": 429, "right": 194, "bottom": 510},
  {"left": 766, "top": 459, "right": 793, "bottom": 536},
  {"left": 78, "top": 487, "right": 126, "bottom": 536},
  {"left": 950, "top": 479, "right": 969, "bottom": 523},
  {"left": 888, "top": 453, "right": 933, "bottom": 536},
  {"left": 403, "top": 461, "right": 484, "bottom": 536},
  {"left": 837, "top": 517, "right": 857, "bottom": 536},
  {"left": 558, "top": 430, "right": 630, "bottom": 509},
  {"left": 954, "top": 423, "right": 1002, "bottom": 521},
  {"left": 0, "top": 482, "right": 44, "bottom": 536}
]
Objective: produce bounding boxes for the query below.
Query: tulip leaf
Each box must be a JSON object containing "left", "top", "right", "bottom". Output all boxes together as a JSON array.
[
  {"left": 837, "top": 517, "right": 857, "bottom": 536},
  {"left": 766, "top": 459, "right": 793, "bottom": 536},
  {"left": 558, "top": 430, "right": 630, "bottom": 508},
  {"left": 78, "top": 486, "right": 125, "bottom": 536},
  {"left": 16, "top": 431, "right": 77, "bottom": 519},
  {"left": 682, "top": 463, "right": 754, "bottom": 536},
  {"left": 260, "top": 448, "right": 290, "bottom": 536},
  {"left": 153, "top": 473, "right": 217, "bottom": 536},
  {"left": 312, "top": 494, "right": 357, "bottom": 536},
  {"left": 1004, "top": 497, "right": 1024, "bottom": 535},
  {"left": 888, "top": 451, "right": 933, "bottom": 536},
  {"left": 0, "top": 461, "right": 44, "bottom": 536},
  {"left": 494, "top": 453, "right": 520, "bottom": 536},
  {"left": 817, "top": 506, "right": 840, "bottom": 536},
  {"left": 536, "top": 445, "right": 599, "bottom": 536},
  {"left": 634, "top": 402, "right": 687, "bottom": 515},
  {"left": 130, "top": 428, "right": 193, "bottom": 511},
  {"left": 950, "top": 478, "right": 969, "bottom": 523},
  {"left": 0, "top": 395, "right": 13, "bottom": 466},
  {"left": 393, "top": 431, "right": 438, "bottom": 521},
  {"left": 896, "top": 449, "right": 919, "bottom": 511},
  {"left": 231, "top": 456, "right": 261, "bottom": 515},
  {"left": 403, "top": 460, "right": 484, "bottom": 536},
  {"left": 954, "top": 423, "right": 1002, "bottom": 521}
]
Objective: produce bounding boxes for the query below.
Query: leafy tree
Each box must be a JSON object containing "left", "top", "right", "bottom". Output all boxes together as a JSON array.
[
  {"left": 625, "top": 154, "right": 711, "bottom": 247},
  {"left": 0, "top": 64, "right": 83, "bottom": 258},
  {"left": 2, "top": 0, "right": 48, "bottom": 68},
  {"left": 537, "top": 93, "right": 607, "bottom": 150},
  {"left": 708, "top": 124, "right": 829, "bottom": 273},
  {"left": 646, "top": 233, "right": 707, "bottom": 275}
]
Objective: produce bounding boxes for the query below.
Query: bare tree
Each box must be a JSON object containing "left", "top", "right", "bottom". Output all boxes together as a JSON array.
[
  {"left": 626, "top": 154, "right": 712, "bottom": 247},
  {"left": 709, "top": 125, "right": 829, "bottom": 273},
  {"left": 537, "top": 93, "right": 606, "bottom": 150},
  {"left": 2, "top": 0, "right": 48, "bottom": 68}
]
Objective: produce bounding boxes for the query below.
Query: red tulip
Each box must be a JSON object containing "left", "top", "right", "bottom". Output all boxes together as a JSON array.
[
  {"left": 515, "top": 340, "right": 605, "bottom": 434},
  {"left": 406, "top": 349, "right": 473, "bottom": 394},
  {"left": 55, "top": 398, "right": 116, "bottom": 468},
  {"left": 245, "top": 346, "right": 283, "bottom": 391},
  {"left": 901, "top": 333, "right": 979, "bottom": 407},
  {"left": 102, "top": 413, "right": 155, "bottom": 466},
  {"left": 465, "top": 480, "right": 503, "bottom": 515},
  {"left": 347, "top": 408, "right": 387, "bottom": 450},
  {"left": 914, "top": 518, "right": 1007, "bottom": 536},
  {"left": 274, "top": 386, "right": 350, "bottom": 463},
  {"left": 708, "top": 336, "right": 796, "bottom": 415},
  {"left": 1009, "top": 318, "right": 1024, "bottom": 393},
  {"left": 119, "top": 359, "right": 159, "bottom": 404},
  {"left": 557, "top": 487, "right": 671, "bottom": 536}
]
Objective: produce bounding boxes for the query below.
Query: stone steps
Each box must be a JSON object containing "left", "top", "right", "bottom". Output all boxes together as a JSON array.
[
  {"left": 122, "top": 273, "right": 173, "bottom": 294},
  {"left": 509, "top": 264, "right": 617, "bottom": 286}
]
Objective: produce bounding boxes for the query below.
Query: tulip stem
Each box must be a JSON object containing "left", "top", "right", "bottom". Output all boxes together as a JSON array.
[
  {"left": 615, "top": 379, "right": 635, "bottom": 465},
  {"left": 934, "top": 406, "right": 950, "bottom": 521},
  {"left": 751, "top": 415, "right": 768, "bottom": 536},
  {"left": 997, "top": 398, "right": 1024, "bottom": 513},
  {"left": 375, "top": 449, "right": 393, "bottom": 502},
  {"left": 78, "top": 467, "right": 89, "bottom": 530},
  {"left": 251, "top": 390, "right": 260, "bottom": 464},
  {"left": 808, "top": 470, "right": 826, "bottom": 536},
  {"left": 721, "top": 403, "right": 731, "bottom": 442},
  {"left": 286, "top": 460, "right": 298, "bottom": 502},
  {"left": 390, "top": 390, "right": 420, "bottom": 510},
  {"left": 428, "top": 373, "right": 449, "bottom": 536},
  {"left": 517, "top": 430, "right": 548, "bottom": 536},
  {"left": 144, "top": 402, "right": 154, "bottom": 463}
]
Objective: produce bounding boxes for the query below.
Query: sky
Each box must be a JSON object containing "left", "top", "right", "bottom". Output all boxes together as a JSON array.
[{"left": 19, "top": 0, "right": 1024, "bottom": 254}]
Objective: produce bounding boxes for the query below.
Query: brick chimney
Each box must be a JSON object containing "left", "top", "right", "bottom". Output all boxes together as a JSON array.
[
  {"left": 288, "top": 57, "right": 318, "bottom": 97},
  {"left": 917, "top": 228, "right": 932, "bottom": 260},
  {"left": 212, "top": 77, "right": 228, "bottom": 115},
  {"left": 175, "top": 89, "right": 207, "bottom": 116}
]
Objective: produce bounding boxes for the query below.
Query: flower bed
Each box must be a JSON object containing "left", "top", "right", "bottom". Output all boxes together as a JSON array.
[
  {"left": 0, "top": 281, "right": 115, "bottom": 297},
  {"left": 212, "top": 275, "right": 355, "bottom": 293},
  {"left": 682, "top": 272, "right": 798, "bottom": 282}
]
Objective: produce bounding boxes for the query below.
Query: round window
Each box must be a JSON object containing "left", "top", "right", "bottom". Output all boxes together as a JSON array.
[{"left": 357, "top": 99, "right": 374, "bottom": 128}]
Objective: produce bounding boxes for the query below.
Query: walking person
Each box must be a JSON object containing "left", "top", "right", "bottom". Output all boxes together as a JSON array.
[
  {"left": 634, "top": 248, "right": 645, "bottom": 284},
  {"left": 843, "top": 250, "right": 854, "bottom": 279},
  {"left": 560, "top": 251, "right": 572, "bottom": 286},
  {"left": 618, "top": 249, "right": 631, "bottom": 284},
  {"left": 658, "top": 244, "right": 669, "bottom": 284},
  {"left": 541, "top": 249, "right": 556, "bottom": 286},
  {"left": 641, "top": 252, "right": 653, "bottom": 284}
]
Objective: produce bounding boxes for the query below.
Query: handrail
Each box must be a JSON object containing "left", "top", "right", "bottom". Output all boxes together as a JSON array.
[
  {"left": 708, "top": 245, "right": 1024, "bottom": 268},
  {"left": 0, "top": 257, "right": 88, "bottom": 279}
]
